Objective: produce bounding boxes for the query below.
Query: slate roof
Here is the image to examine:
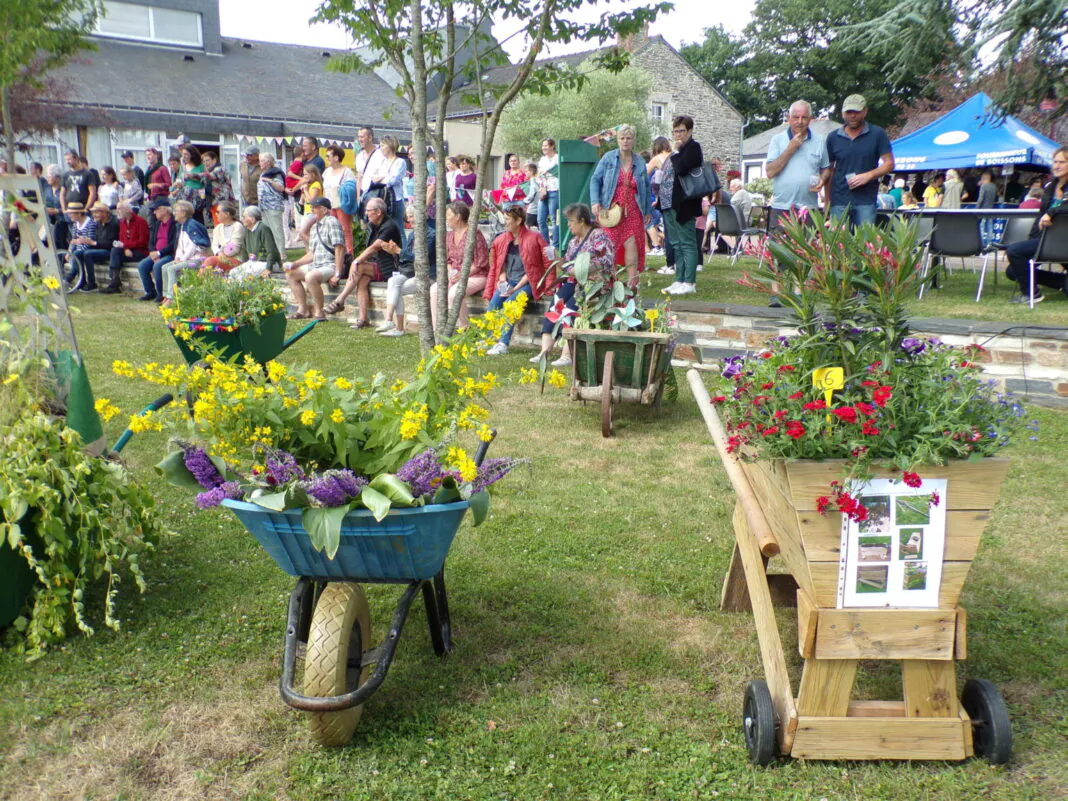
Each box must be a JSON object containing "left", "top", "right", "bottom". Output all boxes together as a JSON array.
[
  {"left": 743, "top": 120, "right": 840, "bottom": 158},
  {"left": 37, "top": 37, "right": 411, "bottom": 140}
]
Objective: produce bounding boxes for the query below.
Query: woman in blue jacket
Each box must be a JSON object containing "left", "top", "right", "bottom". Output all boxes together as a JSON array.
[{"left": 589, "top": 124, "right": 651, "bottom": 287}]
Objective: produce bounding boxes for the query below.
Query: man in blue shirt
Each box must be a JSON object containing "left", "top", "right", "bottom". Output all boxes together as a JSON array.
[{"left": 825, "top": 94, "right": 895, "bottom": 227}]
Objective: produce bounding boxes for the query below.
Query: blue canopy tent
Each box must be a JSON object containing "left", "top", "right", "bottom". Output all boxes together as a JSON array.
[{"left": 891, "top": 93, "right": 1060, "bottom": 172}]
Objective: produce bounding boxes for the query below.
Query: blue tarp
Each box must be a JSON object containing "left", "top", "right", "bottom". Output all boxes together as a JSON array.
[{"left": 891, "top": 93, "right": 1060, "bottom": 172}]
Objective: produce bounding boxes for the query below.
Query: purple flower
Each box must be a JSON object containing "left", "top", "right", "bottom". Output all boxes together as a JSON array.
[
  {"left": 195, "top": 481, "right": 243, "bottom": 509},
  {"left": 184, "top": 446, "right": 224, "bottom": 489},
  {"left": 721, "top": 362, "right": 742, "bottom": 379},
  {"left": 473, "top": 457, "right": 523, "bottom": 493},
  {"left": 901, "top": 337, "right": 926, "bottom": 356},
  {"left": 263, "top": 449, "right": 304, "bottom": 486},
  {"left": 301, "top": 470, "right": 368, "bottom": 507},
  {"left": 397, "top": 449, "right": 446, "bottom": 498}
]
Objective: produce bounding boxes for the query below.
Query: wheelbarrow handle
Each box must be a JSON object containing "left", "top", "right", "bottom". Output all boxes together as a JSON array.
[
  {"left": 281, "top": 319, "right": 320, "bottom": 352},
  {"left": 111, "top": 393, "right": 174, "bottom": 455},
  {"left": 474, "top": 429, "right": 497, "bottom": 467}
]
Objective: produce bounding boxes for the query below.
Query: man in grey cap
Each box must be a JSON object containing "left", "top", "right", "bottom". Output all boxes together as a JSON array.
[
  {"left": 825, "top": 93, "right": 894, "bottom": 227},
  {"left": 240, "top": 145, "right": 262, "bottom": 208}
]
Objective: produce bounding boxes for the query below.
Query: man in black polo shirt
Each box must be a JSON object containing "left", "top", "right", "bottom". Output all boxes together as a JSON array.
[
  {"left": 60, "top": 149, "right": 98, "bottom": 214},
  {"left": 825, "top": 94, "right": 894, "bottom": 227},
  {"left": 326, "top": 197, "right": 402, "bottom": 328}
]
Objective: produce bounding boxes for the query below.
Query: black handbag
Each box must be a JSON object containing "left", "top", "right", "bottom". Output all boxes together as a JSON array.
[{"left": 680, "top": 163, "right": 721, "bottom": 200}]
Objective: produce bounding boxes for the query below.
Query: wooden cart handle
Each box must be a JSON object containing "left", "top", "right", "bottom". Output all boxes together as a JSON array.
[{"left": 687, "top": 369, "right": 781, "bottom": 558}]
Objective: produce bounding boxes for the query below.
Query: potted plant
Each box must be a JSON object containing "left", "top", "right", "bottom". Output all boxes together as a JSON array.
[
  {"left": 114, "top": 294, "right": 530, "bottom": 572},
  {"left": 160, "top": 270, "right": 290, "bottom": 364}
]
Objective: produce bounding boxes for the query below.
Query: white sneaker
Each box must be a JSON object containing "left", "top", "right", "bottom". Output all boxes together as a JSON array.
[
  {"left": 551, "top": 355, "right": 572, "bottom": 367},
  {"left": 380, "top": 328, "right": 404, "bottom": 337},
  {"left": 656, "top": 265, "right": 674, "bottom": 275},
  {"left": 529, "top": 353, "right": 545, "bottom": 363},
  {"left": 375, "top": 321, "right": 395, "bottom": 334},
  {"left": 696, "top": 264, "right": 704, "bottom": 272},
  {"left": 664, "top": 282, "right": 682, "bottom": 294},
  {"left": 675, "top": 283, "right": 697, "bottom": 295},
  {"left": 486, "top": 343, "right": 509, "bottom": 356}
]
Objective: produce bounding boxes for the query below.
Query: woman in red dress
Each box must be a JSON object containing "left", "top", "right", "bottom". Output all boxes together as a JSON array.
[{"left": 589, "top": 124, "right": 651, "bottom": 288}]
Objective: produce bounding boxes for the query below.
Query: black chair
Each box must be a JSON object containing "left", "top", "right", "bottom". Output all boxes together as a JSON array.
[
  {"left": 918, "top": 215, "right": 983, "bottom": 300},
  {"left": 713, "top": 203, "right": 765, "bottom": 268},
  {"left": 1027, "top": 214, "right": 1068, "bottom": 308},
  {"left": 977, "top": 215, "right": 1034, "bottom": 301}
]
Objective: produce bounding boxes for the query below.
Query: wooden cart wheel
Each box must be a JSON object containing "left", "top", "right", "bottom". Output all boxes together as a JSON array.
[
  {"left": 742, "top": 680, "right": 777, "bottom": 765},
  {"left": 601, "top": 350, "right": 615, "bottom": 437},
  {"left": 962, "top": 678, "right": 1012, "bottom": 764},
  {"left": 304, "top": 582, "right": 372, "bottom": 746}
]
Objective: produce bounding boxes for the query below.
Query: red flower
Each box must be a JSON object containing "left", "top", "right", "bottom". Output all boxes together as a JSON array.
[
  {"left": 929, "top": 491, "right": 941, "bottom": 507},
  {"left": 760, "top": 352, "right": 773, "bottom": 359},
  {"left": 788, "top": 391, "right": 804, "bottom": 400},
  {"left": 861, "top": 419, "right": 880, "bottom": 436},
  {"left": 902, "top": 471, "right": 922, "bottom": 488},
  {"left": 761, "top": 382, "right": 775, "bottom": 390},
  {"left": 855, "top": 402, "right": 876, "bottom": 418},
  {"left": 760, "top": 426, "right": 780, "bottom": 436},
  {"left": 785, "top": 420, "right": 806, "bottom": 439},
  {"left": 816, "top": 496, "right": 831, "bottom": 514},
  {"left": 832, "top": 406, "right": 858, "bottom": 423},
  {"left": 726, "top": 435, "right": 743, "bottom": 453},
  {"left": 861, "top": 380, "right": 880, "bottom": 387},
  {"left": 752, "top": 395, "right": 769, "bottom": 406},
  {"left": 774, "top": 409, "right": 788, "bottom": 419},
  {"left": 872, "top": 386, "right": 892, "bottom": 407},
  {"left": 803, "top": 399, "right": 827, "bottom": 412},
  {"left": 711, "top": 395, "right": 727, "bottom": 403},
  {"left": 866, "top": 360, "right": 883, "bottom": 373},
  {"left": 778, "top": 365, "right": 796, "bottom": 373}
]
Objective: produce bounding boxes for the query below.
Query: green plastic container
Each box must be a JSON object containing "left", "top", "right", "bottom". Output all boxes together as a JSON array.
[
  {"left": 170, "top": 311, "right": 288, "bottom": 365},
  {"left": 0, "top": 519, "right": 38, "bottom": 629}
]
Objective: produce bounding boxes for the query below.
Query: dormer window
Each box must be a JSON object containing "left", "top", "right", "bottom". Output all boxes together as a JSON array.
[{"left": 96, "top": 1, "right": 203, "bottom": 48}]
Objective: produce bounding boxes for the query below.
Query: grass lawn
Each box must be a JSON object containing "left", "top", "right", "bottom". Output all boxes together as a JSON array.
[
  {"left": 1, "top": 295, "right": 1066, "bottom": 800},
  {"left": 641, "top": 253, "right": 1068, "bottom": 327}
]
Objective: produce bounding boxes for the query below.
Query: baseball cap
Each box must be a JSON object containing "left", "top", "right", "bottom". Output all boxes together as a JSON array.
[
  {"left": 120, "top": 150, "right": 135, "bottom": 159},
  {"left": 244, "top": 146, "right": 260, "bottom": 157},
  {"left": 309, "top": 197, "right": 332, "bottom": 210},
  {"left": 842, "top": 94, "right": 868, "bottom": 113},
  {"left": 149, "top": 198, "right": 172, "bottom": 210},
  {"left": 146, "top": 146, "right": 161, "bottom": 155}
]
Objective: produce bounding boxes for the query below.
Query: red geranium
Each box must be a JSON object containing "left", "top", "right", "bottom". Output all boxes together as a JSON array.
[
  {"left": 711, "top": 395, "right": 727, "bottom": 403},
  {"left": 761, "top": 382, "right": 775, "bottom": 389},
  {"left": 872, "top": 386, "right": 892, "bottom": 407},
  {"left": 803, "top": 399, "right": 827, "bottom": 412},
  {"left": 778, "top": 365, "right": 796, "bottom": 373},
  {"left": 752, "top": 395, "right": 769, "bottom": 406},
  {"left": 816, "top": 496, "right": 831, "bottom": 514},
  {"left": 785, "top": 420, "right": 806, "bottom": 439},
  {"left": 902, "top": 471, "right": 922, "bottom": 488},
  {"left": 855, "top": 402, "right": 876, "bottom": 418},
  {"left": 788, "top": 391, "right": 804, "bottom": 400},
  {"left": 832, "top": 406, "right": 858, "bottom": 423},
  {"left": 861, "top": 419, "right": 880, "bottom": 436}
]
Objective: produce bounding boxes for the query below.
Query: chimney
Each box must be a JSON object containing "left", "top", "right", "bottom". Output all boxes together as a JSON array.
[{"left": 617, "top": 22, "right": 651, "bottom": 54}]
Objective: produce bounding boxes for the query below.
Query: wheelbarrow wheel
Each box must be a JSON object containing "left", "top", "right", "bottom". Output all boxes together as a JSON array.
[
  {"left": 962, "top": 678, "right": 1012, "bottom": 764},
  {"left": 601, "top": 350, "right": 614, "bottom": 437},
  {"left": 304, "top": 582, "right": 372, "bottom": 746},
  {"left": 742, "top": 679, "right": 777, "bottom": 766}
]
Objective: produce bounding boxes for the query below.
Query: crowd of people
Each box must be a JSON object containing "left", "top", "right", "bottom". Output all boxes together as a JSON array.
[{"left": 24, "top": 95, "right": 1066, "bottom": 323}]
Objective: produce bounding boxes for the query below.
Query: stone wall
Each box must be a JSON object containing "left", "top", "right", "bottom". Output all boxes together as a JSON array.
[{"left": 633, "top": 38, "right": 743, "bottom": 173}]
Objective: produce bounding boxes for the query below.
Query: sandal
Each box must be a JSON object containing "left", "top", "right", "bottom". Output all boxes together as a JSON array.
[
  {"left": 312, "top": 314, "right": 328, "bottom": 322},
  {"left": 349, "top": 319, "right": 371, "bottom": 330},
  {"left": 322, "top": 300, "right": 344, "bottom": 315},
  {"left": 287, "top": 311, "right": 310, "bottom": 320}
]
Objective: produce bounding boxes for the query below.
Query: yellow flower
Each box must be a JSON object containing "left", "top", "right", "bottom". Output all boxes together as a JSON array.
[
  {"left": 330, "top": 408, "right": 345, "bottom": 424},
  {"left": 477, "top": 425, "right": 494, "bottom": 442},
  {"left": 399, "top": 403, "right": 429, "bottom": 440},
  {"left": 300, "top": 409, "right": 317, "bottom": 425},
  {"left": 335, "top": 377, "right": 353, "bottom": 391},
  {"left": 267, "top": 361, "right": 287, "bottom": 383},
  {"left": 3, "top": 373, "right": 18, "bottom": 385},
  {"left": 94, "top": 398, "right": 121, "bottom": 422},
  {"left": 390, "top": 379, "right": 407, "bottom": 393},
  {"left": 446, "top": 446, "right": 478, "bottom": 483},
  {"left": 547, "top": 369, "right": 567, "bottom": 389},
  {"left": 303, "top": 369, "right": 327, "bottom": 390},
  {"left": 127, "top": 410, "right": 163, "bottom": 433},
  {"left": 44, "top": 276, "right": 60, "bottom": 291},
  {"left": 112, "top": 360, "right": 136, "bottom": 378},
  {"left": 644, "top": 308, "right": 660, "bottom": 323},
  {"left": 518, "top": 367, "right": 538, "bottom": 385}
]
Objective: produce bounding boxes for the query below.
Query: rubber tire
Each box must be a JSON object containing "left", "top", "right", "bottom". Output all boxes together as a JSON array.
[
  {"left": 304, "top": 582, "right": 372, "bottom": 747},
  {"left": 64, "top": 263, "right": 83, "bottom": 293},
  {"left": 601, "top": 350, "right": 614, "bottom": 437},
  {"left": 962, "top": 678, "right": 1012, "bottom": 764},
  {"left": 743, "top": 679, "right": 777, "bottom": 766}
]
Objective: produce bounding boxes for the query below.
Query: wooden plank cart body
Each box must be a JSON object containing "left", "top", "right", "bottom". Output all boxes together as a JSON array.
[
  {"left": 564, "top": 328, "right": 674, "bottom": 437},
  {"left": 688, "top": 370, "right": 1014, "bottom": 764}
]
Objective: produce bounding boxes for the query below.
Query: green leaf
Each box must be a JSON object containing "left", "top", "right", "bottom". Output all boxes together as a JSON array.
[
  {"left": 612, "top": 281, "right": 626, "bottom": 302},
  {"left": 154, "top": 450, "right": 203, "bottom": 491},
  {"left": 469, "top": 490, "right": 490, "bottom": 526},
  {"left": 573, "top": 252, "right": 590, "bottom": 284},
  {"left": 433, "top": 475, "right": 463, "bottom": 505},
  {"left": 369, "top": 473, "right": 416, "bottom": 506},
  {"left": 251, "top": 491, "right": 288, "bottom": 512},
  {"left": 6, "top": 522, "right": 22, "bottom": 549},
  {"left": 302, "top": 506, "right": 348, "bottom": 559},
  {"left": 359, "top": 486, "right": 392, "bottom": 522}
]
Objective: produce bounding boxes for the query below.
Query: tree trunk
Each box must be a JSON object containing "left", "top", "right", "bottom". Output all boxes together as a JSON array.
[
  {"left": 1, "top": 84, "right": 16, "bottom": 167},
  {"left": 408, "top": 0, "right": 433, "bottom": 353}
]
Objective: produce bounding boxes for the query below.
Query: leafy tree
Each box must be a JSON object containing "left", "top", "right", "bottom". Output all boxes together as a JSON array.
[
  {"left": 840, "top": 0, "right": 1067, "bottom": 118},
  {"left": 0, "top": 0, "right": 101, "bottom": 165},
  {"left": 681, "top": 0, "right": 960, "bottom": 135},
  {"left": 314, "top": 0, "right": 668, "bottom": 350},
  {"left": 498, "top": 63, "right": 654, "bottom": 158}
]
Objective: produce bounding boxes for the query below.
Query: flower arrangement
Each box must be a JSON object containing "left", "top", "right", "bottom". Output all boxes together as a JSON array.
[
  {"left": 115, "top": 295, "right": 530, "bottom": 556},
  {"left": 161, "top": 270, "right": 286, "bottom": 339},
  {"left": 712, "top": 211, "right": 1033, "bottom": 520},
  {"left": 0, "top": 261, "right": 165, "bottom": 657}
]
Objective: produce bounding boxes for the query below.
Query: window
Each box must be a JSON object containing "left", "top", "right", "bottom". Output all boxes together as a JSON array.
[
  {"left": 96, "top": 1, "right": 202, "bottom": 47},
  {"left": 650, "top": 103, "right": 666, "bottom": 122}
]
